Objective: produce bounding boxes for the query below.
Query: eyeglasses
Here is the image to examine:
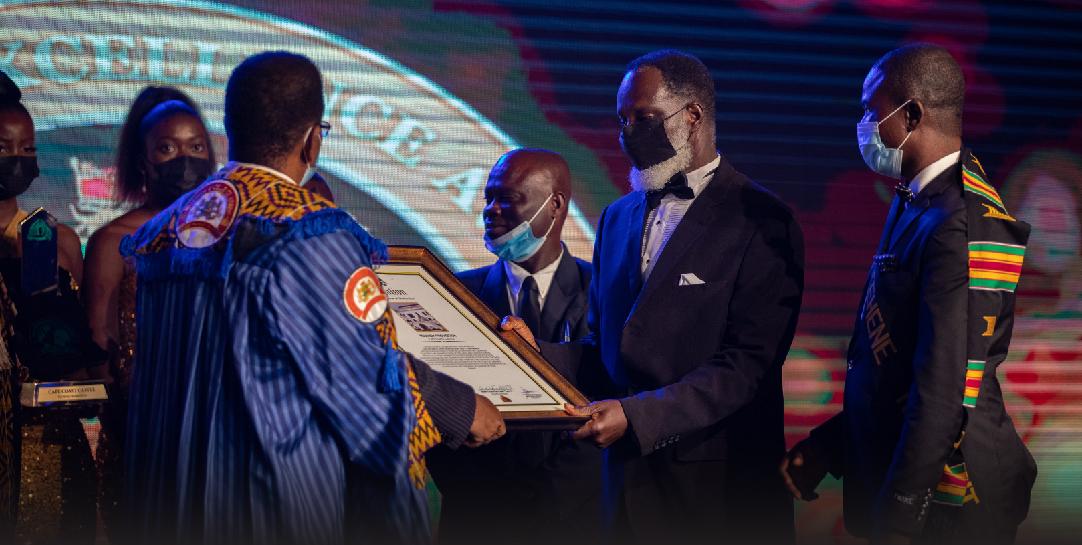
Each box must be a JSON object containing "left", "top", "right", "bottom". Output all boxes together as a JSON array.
[
  {"left": 318, "top": 121, "right": 332, "bottom": 137},
  {"left": 617, "top": 103, "right": 695, "bottom": 128}
]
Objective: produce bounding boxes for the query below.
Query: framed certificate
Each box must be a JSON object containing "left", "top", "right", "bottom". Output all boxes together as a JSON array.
[{"left": 378, "top": 246, "right": 589, "bottom": 430}]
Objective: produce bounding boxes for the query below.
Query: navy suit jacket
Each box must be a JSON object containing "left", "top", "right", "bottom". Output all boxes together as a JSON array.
[
  {"left": 427, "top": 251, "right": 601, "bottom": 545},
  {"left": 542, "top": 154, "right": 804, "bottom": 541},
  {"left": 457, "top": 251, "right": 592, "bottom": 344}
]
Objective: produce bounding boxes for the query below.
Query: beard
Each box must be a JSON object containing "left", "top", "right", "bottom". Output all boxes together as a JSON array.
[{"left": 628, "top": 121, "right": 692, "bottom": 192}]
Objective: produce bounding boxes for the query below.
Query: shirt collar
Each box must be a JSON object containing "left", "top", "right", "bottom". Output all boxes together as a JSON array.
[
  {"left": 685, "top": 154, "right": 721, "bottom": 197},
  {"left": 226, "top": 161, "right": 299, "bottom": 185},
  {"left": 908, "top": 150, "right": 961, "bottom": 195},
  {"left": 503, "top": 246, "right": 565, "bottom": 298}
]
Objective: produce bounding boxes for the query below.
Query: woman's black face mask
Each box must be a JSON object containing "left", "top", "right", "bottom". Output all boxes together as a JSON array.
[
  {"left": 0, "top": 155, "right": 39, "bottom": 201},
  {"left": 147, "top": 155, "right": 214, "bottom": 203}
]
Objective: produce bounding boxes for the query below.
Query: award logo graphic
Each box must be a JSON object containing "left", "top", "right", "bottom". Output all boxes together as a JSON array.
[{"left": 0, "top": 0, "right": 595, "bottom": 269}]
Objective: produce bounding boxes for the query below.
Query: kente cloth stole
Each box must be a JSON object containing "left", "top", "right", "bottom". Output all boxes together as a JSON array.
[
  {"left": 377, "top": 307, "right": 441, "bottom": 489},
  {"left": 933, "top": 433, "right": 980, "bottom": 506},
  {"left": 934, "top": 151, "right": 1031, "bottom": 507},
  {"left": 130, "top": 164, "right": 337, "bottom": 255},
  {"left": 961, "top": 151, "right": 1029, "bottom": 409}
]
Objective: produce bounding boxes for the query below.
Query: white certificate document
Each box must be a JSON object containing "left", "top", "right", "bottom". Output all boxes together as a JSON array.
[{"left": 377, "top": 264, "right": 567, "bottom": 413}]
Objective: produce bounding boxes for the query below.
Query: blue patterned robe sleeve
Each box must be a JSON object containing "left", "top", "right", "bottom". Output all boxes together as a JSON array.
[{"left": 263, "top": 230, "right": 410, "bottom": 475}]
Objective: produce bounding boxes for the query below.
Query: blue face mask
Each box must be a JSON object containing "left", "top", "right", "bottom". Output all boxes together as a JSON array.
[
  {"left": 857, "top": 99, "right": 912, "bottom": 180},
  {"left": 484, "top": 193, "right": 555, "bottom": 263}
]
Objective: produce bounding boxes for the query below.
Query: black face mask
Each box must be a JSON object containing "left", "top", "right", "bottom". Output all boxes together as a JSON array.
[
  {"left": 0, "top": 155, "right": 39, "bottom": 200},
  {"left": 147, "top": 155, "right": 214, "bottom": 203},
  {"left": 619, "top": 107, "right": 685, "bottom": 170}
]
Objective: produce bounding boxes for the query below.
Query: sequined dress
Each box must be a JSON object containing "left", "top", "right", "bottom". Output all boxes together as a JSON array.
[
  {"left": 0, "top": 270, "right": 18, "bottom": 538},
  {"left": 95, "top": 262, "right": 136, "bottom": 540},
  {"left": 0, "top": 210, "right": 99, "bottom": 545}
]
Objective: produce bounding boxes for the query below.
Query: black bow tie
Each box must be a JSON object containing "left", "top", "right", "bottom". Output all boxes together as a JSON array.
[
  {"left": 646, "top": 173, "right": 694, "bottom": 209},
  {"left": 895, "top": 182, "right": 914, "bottom": 204}
]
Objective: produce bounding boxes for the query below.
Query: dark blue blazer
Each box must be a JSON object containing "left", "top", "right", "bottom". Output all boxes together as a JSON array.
[
  {"left": 542, "top": 154, "right": 804, "bottom": 542},
  {"left": 456, "top": 251, "right": 592, "bottom": 344},
  {"left": 427, "top": 251, "right": 601, "bottom": 545}
]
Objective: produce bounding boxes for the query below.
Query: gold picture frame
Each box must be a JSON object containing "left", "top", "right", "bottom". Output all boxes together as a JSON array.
[{"left": 380, "top": 246, "right": 589, "bottom": 430}]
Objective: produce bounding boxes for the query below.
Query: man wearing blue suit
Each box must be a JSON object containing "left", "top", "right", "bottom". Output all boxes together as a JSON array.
[
  {"left": 427, "top": 149, "right": 601, "bottom": 545},
  {"left": 505, "top": 51, "right": 805, "bottom": 543}
]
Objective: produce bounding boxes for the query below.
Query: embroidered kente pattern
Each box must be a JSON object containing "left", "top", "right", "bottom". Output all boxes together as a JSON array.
[
  {"left": 961, "top": 163, "right": 1004, "bottom": 211},
  {"left": 933, "top": 463, "right": 979, "bottom": 506},
  {"left": 969, "top": 242, "right": 1025, "bottom": 292},
  {"left": 134, "top": 215, "right": 178, "bottom": 255},
  {"left": 981, "top": 203, "right": 1015, "bottom": 222},
  {"left": 377, "top": 307, "right": 440, "bottom": 489},
  {"left": 963, "top": 360, "right": 985, "bottom": 408},
  {"left": 230, "top": 165, "right": 334, "bottom": 221},
  {"left": 407, "top": 363, "right": 440, "bottom": 489},
  {"left": 133, "top": 164, "right": 335, "bottom": 255},
  {"left": 376, "top": 309, "right": 400, "bottom": 350}
]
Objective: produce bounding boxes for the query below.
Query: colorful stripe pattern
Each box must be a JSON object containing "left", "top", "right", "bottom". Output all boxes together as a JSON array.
[
  {"left": 407, "top": 363, "right": 441, "bottom": 489},
  {"left": 964, "top": 360, "right": 985, "bottom": 407},
  {"left": 933, "top": 463, "right": 979, "bottom": 506},
  {"left": 962, "top": 165, "right": 1004, "bottom": 210},
  {"left": 969, "top": 242, "right": 1025, "bottom": 291}
]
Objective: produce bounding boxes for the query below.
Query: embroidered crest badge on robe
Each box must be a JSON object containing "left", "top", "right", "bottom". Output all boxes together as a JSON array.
[
  {"left": 344, "top": 267, "right": 388, "bottom": 323},
  {"left": 177, "top": 181, "right": 240, "bottom": 249}
]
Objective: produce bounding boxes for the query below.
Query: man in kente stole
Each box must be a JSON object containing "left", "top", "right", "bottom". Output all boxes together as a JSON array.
[
  {"left": 782, "top": 44, "right": 1036, "bottom": 544},
  {"left": 120, "top": 52, "right": 502, "bottom": 545}
]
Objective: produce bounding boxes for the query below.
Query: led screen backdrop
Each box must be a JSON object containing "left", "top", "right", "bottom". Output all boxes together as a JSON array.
[{"left": 2, "top": 0, "right": 1081, "bottom": 542}]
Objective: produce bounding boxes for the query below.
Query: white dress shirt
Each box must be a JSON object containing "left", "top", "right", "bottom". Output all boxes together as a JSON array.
[
  {"left": 640, "top": 154, "right": 721, "bottom": 281},
  {"left": 907, "top": 150, "right": 961, "bottom": 196},
  {"left": 504, "top": 247, "right": 566, "bottom": 316}
]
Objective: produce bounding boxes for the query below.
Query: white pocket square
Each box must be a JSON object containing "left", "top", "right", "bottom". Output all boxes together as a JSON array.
[{"left": 679, "top": 273, "right": 705, "bottom": 286}]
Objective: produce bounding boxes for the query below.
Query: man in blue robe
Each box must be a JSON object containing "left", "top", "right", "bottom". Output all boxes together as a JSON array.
[{"left": 120, "top": 52, "right": 504, "bottom": 545}]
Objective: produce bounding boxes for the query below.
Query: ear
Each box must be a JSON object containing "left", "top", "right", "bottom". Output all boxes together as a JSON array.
[
  {"left": 551, "top": 191, "right": 567, "bottom": 218},
  {"left": 300, "top": 126, "right": 322, "bottom": 166},
  {"left": 686, "top": 102, "right": 706, "bottom": 133},
  {"left": 903, "top": 100, "right": 924, "bottom": 132}
]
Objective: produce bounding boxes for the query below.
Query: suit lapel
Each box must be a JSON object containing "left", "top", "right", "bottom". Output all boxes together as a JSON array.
[
  {"left": 540, "top": 252, "right": 576, "bottom": 342},
  {"left": 888, "top": 198, "right": 925, "bottom": 251},
  {"left": 629, "top": 157, "right": 734, "bottom": 318},
  {"left": 888, "top": 162, "right": 961, "bottom": 251},
  {"left": 878, "top": 197, "right": 902, "bottom": 254},
  {"left": 626, "top": 195, "right": 648, "bottom": 297},
  {"left": 478, "top": 262, "right": 512, "bottom": 319}
]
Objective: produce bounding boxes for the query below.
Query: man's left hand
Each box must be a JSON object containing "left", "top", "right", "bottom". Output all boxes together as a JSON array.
[{"left": 565, "top": 400, "right": 627, "bottom": 449}]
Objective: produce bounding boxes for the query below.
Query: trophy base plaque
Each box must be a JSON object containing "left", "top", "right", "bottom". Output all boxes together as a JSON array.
[{"left": 20, "top": 380, "right": 109, "bottom": 407}]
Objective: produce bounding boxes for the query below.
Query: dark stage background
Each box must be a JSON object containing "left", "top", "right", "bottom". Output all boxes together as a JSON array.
[{"left": 2, "top": 0, "right": 1080, "bottom": 541}]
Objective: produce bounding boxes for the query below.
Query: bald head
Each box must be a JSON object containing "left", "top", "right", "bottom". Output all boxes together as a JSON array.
[
  {"left": 492, "top": 149, "right": 571, "bottom": 199},
  {"left": 866, "top": 43, "right": 965, "bottom": 137},
  {"left": 483, "top": 148, "right": 572, "bottom": 271}
]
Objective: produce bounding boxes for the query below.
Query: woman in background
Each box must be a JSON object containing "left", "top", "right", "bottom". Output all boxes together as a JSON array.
[
  {"left": 1, "top": 70, "right": 102, "bottom": 544},
  {"left": 82, "top": 86, "right": 216, "bottom": 540}
]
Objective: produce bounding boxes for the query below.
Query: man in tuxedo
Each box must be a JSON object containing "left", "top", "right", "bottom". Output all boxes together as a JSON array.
[
  {"left": 780, "top": 44, "right": 1036, "bottom": 544},
  {"left": 506, "top": 50, "right": 804, "bottom": 543},
  {"left": 427, "top": 149, "right": 601, "bottom": 545}
]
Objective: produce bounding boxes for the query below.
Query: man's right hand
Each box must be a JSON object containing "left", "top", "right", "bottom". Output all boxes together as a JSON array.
[
  {"left": 465, "top": 394, "right": 505, "bottom": 448},
  {"left": 500, "top": 316, "right": 539, "bottom": 351},
  {"left": 779, "top": 436, "right": 831, "bottom": 501}
]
